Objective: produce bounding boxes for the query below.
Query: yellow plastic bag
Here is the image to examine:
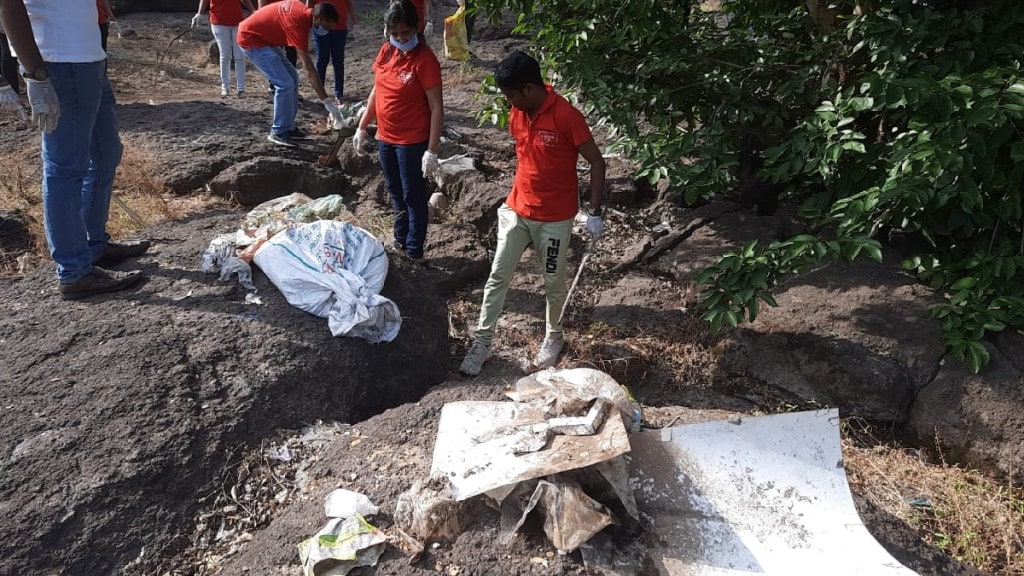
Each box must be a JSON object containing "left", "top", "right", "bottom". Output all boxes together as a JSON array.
[{"left": 444, "top": 5, "right": 471, "bottom": 61}]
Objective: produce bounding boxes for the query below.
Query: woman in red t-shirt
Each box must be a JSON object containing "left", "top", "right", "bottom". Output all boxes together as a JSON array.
[
  {"left": 194, "top": 0, "right": 256, "bottom": 97},
  {"left": 354, "top": 0, "right": 442, "bottom": 259}
]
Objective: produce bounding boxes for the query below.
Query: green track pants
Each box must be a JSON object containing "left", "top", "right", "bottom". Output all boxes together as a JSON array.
[{"left": 472, "top": 204, "right": 572, "bottom": 346}]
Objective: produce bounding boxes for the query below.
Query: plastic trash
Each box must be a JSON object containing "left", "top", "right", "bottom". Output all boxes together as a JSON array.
[
  {"left": 503, "top": 480, "right": 613, "bottom": 554},
  {"left": 201, "top": 233, "right": 236, "bottom": 273},
  {"left": 324, "top": 489, "right": 379, "bottom": 519},
  {"left": 443, "top": 5, "right": 471, "bottom": 61},
  {"left": 506, "top": 368, "right": 643, "bottom": 432},
  {"left": 297, "top": 515, "right": 387, "bottom": 576},
  {"left": 251, "top": 220, "right": 401, "bottom": 342}
]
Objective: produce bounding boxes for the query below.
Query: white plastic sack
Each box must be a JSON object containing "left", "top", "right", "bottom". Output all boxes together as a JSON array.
[{"left": 252, "top": 220, "right": 401, "bottom": 342}]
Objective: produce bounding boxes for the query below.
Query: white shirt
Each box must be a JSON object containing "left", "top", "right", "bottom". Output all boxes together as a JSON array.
[{"left": 14, "top": 0, "right": 106, "bottom": 63}]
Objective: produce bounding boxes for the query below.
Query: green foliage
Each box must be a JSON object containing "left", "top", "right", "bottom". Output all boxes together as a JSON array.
[
  {"left": 474, "top": 0, "right": 1024, "bottom": 372},
  {"left": 473, "top": 74, "right": 510, "bottom": 128}
]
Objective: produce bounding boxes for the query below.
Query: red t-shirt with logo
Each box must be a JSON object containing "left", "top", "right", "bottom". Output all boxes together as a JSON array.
[
  {"left": 506, "top": 86, "right": 593, "bottom": 222},
  {"left": 210, "top": 0, "right": 245, "bottom": 27},
  {"left": 237, "top": 0, "right": 311, "bottom": 52},
  {"left": 371, "top": 43, "right": 441, "bottom": 145},
  {"left": 312, "top": 0, "right": 349, "bottom": 31}
]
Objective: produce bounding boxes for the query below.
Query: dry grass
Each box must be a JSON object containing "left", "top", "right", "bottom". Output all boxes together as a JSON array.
[
  {"left": 0, "top": 138, "right": 223, "bottom": 276},
  {"left": 844, "top": 426, "right": 1024, "bottom": 575},
  {"left": 443, "top": 61, "right": 486, "bottom": 88}
]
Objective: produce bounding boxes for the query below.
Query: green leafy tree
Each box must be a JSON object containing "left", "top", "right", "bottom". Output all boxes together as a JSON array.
[{"left": 474, "top": 0, "right": 1024, "bottom": 372}]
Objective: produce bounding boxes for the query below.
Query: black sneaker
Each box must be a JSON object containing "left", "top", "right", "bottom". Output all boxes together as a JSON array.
[
  {"left": 288, "top": 127, "right": 311, "bottom": 140},
  {"left": 60, "top": 267, "right": 142, "bottom": 300},
  {"left": 267, "top": 133, "right": 294, "bottom": 147},
  {"left": 93, "top": 239, "right": 151, "bottom": 268}
]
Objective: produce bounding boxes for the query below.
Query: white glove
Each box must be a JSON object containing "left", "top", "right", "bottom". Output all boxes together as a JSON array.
[
  {"left": 0, "top": 84, "right": 26, "bottom": 119},
  {"left": 353, "top": 127, "right": 370, "bottom": 157},
  {"left": 323, "top": 99, "right": 343, "bottom": 124},
  {"left": 191, "top": 13, "right": 202, "bottom": 28},
  {"left": 424, "top": 21, "right": 434, "bottom": 37},
  {"left": 25, "top": 78, "right": 60, "bottom": 133},
  {"left": 586, "top": 215, "right": 604, "bottom": 241},
  {"left": 421, "top": 149, "right": 439, "bottom": 179}
]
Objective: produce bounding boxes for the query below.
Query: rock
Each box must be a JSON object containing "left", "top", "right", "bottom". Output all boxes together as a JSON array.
[
  {"left": 907, "top": 332, "right": 1024, "bottom": 480},
  {"left": 721, "top": 255, "right": 946, "bottom": 422},
  {"left": 0, "top": 210, "right": 449, "bottom": 576},
  {"left": 0, "top": 209, "right": 34, "bottom": 268},
  {"left": 116, "top": 101, "right": 328, "bottom": 194},
  {"left": 208, "top": 157, "right": 349, "bottom": 206},
  {"left": 423, "top": 223, "right": 491, "bottom": 295},
  {"left": 451, "top": 172, "right": 506, "bottom": 232}
]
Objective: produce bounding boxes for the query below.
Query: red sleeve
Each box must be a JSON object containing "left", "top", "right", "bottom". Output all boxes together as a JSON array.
[
  {"left": 563, "top": 105, "right": 593, "bottom": 148},
  {"left": 417, "top": 50, "right": 442, "bottom": 91}
]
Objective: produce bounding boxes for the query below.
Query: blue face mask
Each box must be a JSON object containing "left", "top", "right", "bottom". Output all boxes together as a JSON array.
[
  {"left": 389, "top": 34, "right": 419, "bottom": 52},
  {"left": 313, "top": 24, "right": 328, "bottom": 36}
]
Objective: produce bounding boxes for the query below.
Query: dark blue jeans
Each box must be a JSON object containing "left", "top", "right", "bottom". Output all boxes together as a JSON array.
[
  {"left": 378, "top": 140, "right": 428, "bottom": 258},
  {"left": 314, "top": 29, "right": 348, "bottom": 100}
]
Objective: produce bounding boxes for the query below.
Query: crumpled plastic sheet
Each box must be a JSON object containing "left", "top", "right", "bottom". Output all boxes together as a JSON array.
[{"left": 297, "top": 515, "right": 387, "bottom": 576}]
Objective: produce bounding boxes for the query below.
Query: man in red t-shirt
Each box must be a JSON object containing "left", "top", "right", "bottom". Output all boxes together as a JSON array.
[
  {"left": 237, "top": 0, "right": 345, "bottom": 146},
  {"left": 460, "top": 51, "right": 606, "bottom": 376},
  {"left": 193, "top": 0, "right": 256, "bottom": 97}
]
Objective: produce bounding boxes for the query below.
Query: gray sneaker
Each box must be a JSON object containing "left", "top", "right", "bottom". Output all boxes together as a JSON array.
[
  {"left": 459, "top": 341, "right": 492, "bottom": 375},
  {"left": 533, "top": 333, "right": 564, "bottom": 370}
]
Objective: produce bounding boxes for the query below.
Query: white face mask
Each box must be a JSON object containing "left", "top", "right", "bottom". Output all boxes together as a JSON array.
[{"left": 389, "top": 34, "right": 419, "bottom": 52}]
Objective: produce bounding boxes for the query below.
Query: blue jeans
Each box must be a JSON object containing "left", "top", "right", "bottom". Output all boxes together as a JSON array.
[
  {"left": 314, "top": 29, "right": 348, "bottom": 100},
  {"left": 243, "top": 46, "right": 298, "bottom": 137},
  {"left": 42, "top": 60, "right": 123, "bottom": 283},
  {"left": 378, "top": 141, "right": 429, "bottom": 258}
]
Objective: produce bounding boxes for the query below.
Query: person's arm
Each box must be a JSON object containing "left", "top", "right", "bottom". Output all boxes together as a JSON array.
[
  {"left": 0, "top": 0, "right": 44, "bottom": 77},
  {"left": 196, "top": 0, "right": 210, "bottom": 15},
  {"left": 423, "top": 0, "right": 432, "bottom": 25},
  {"left": 577, "top": 138, "right": 606, "bottom": 211},
  {"left": 296, "top": 49, "right": 329, "bottom": 101},
  {"left": 359, "top": 85, "right": 377, "bottom": 130},
  {"left": 425, "top": 85, "right": 442, "bottom": 154},
  {"left": 100, "top": 0, "right": 115, "bottom": 21},
  {"left": 346, "top": 0, "right": 358, "bottom": 26}
]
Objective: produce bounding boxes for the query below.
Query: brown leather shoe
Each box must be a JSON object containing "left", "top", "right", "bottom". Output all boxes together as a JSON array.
[
  {"left": 93, "top": 239, "right": 151, "bottom": 268},
  {"left": 60, "top": 267, "right": 143, "bottom": 300}
]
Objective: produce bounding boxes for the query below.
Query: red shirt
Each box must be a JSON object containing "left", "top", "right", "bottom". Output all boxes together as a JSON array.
[
  {"left": 210, "top": 0, "right": 245, "bottom": 27},
  {"left": 237, "top": 0, "right": 311, "bottom": 52},
  {"left": 97, "top": 0, "right": 108, "bottom": 24},
  {"left": 506, "top": 86, "right": 593, "bottom": 222},
  {"left": 312, "top": 0, "right": 349, "bottom": 31},
  {"left": 371, "top": 43, "right": 441, "bottom": 145}
]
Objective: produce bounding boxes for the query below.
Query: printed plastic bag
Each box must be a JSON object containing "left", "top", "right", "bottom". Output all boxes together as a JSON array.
[
  {"left": 252, "top": 220, "right": 401, "bottom": 342},
  {"left": 444, "top": 5, "right": 471, "bottom": 61},
  {"left": 297, "top": 515, "right": 387, "bottom": 576}
]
